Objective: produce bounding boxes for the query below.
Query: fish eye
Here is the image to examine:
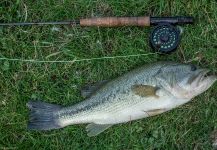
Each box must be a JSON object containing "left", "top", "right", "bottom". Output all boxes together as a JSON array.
[{"left": 190, "top": 64, "right": 197, "bottom": 71}]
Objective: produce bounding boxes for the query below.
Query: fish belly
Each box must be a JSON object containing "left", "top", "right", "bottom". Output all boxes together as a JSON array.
[
  {"left": 58, "top": 94, "right": 189, "bottom": 126},
  {"left": 93, "top": 95, "right": 175, "bottom": 125}
]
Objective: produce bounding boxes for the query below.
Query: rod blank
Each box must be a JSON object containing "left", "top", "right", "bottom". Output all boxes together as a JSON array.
[{"left": 0, "top": 21, "right": 80, "bottom": 26}]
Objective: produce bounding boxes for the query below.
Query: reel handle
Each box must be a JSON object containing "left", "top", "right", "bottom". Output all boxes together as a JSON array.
[{"left": 80, "top": 17, "right": 150, "bottom": 27}]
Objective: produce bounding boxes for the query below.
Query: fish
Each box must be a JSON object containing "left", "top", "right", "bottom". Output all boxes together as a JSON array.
[{"left": 27, "top": 62, "right": 217, "bottom": 136}]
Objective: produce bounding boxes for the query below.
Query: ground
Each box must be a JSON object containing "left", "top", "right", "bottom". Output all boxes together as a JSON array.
[{"left": 0, "top": 0, "right": 217, "bottom": 149}]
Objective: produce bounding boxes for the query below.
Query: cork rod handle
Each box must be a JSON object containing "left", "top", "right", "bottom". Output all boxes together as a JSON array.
[{"left": 80, "top": 17, "right": 150, "bottom": 27}]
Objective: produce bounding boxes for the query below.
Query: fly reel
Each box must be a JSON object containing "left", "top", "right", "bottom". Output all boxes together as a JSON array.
[{"left": 150, "top": 24, "right": 181, "bottom": 53}]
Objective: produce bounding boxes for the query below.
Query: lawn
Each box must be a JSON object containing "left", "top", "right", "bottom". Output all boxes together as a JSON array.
[{"left": 0, "top": 0, "right": 217, "bottom": 149}]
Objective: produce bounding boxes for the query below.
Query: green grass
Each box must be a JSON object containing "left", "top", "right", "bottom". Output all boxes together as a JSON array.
[{"left": 0, "top": 0, "right": 217, "bottom": 149}]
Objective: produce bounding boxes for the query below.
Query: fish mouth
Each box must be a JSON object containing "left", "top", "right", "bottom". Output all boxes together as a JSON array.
[
  {"left": 197, "top": 69, "right": 217, "bottom": 83},
  {"left": 187, "top": 69, "right": 216, "bottom": 86}
]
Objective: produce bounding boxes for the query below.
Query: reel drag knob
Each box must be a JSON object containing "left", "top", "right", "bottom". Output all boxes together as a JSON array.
[{"left": 150, "top": 24, "right": 180, "bottom": 53}]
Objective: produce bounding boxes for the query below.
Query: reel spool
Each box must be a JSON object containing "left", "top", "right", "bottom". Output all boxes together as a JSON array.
[{"left": 150, "top": 24, "right": 181, "bottom": 53}]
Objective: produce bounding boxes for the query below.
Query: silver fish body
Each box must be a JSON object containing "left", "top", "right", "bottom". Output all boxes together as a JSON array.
[{"left": 27, "top": 62, "right": 217, "bottom": 136}]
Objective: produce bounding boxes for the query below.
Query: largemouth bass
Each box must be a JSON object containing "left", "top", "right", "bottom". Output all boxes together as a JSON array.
[{"left": 27, "top": 62, "right": 216, "bottom": 136}]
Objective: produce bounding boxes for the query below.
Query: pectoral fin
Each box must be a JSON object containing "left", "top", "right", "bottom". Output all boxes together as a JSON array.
[
  {"left": 86, "top": 123, "right": 113, "bottom": 137},
  {"left": 81, "top": 80, "right": 109, "bottom": 98},
  {"left": 132, "top": 85, "right": 159, "bottom": 98}
]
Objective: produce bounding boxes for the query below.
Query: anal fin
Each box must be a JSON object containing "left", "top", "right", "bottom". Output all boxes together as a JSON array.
[{"left": 86, "top": 123, "right": 112, "bottom": 137}]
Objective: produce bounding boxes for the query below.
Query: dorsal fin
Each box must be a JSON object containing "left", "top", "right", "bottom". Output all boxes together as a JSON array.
[{"left": 81, "top": 80, "right": 109, "bottom": 98}]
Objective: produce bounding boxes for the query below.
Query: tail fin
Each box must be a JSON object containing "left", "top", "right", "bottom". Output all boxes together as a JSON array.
[{"left": 27, "top": 100, "right": 63, "bottom": 130}]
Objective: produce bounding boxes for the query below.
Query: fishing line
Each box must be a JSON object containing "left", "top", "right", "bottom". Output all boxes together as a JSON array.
[{"left": 0, "top": 53, "right": 157, "bottom": 63}]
